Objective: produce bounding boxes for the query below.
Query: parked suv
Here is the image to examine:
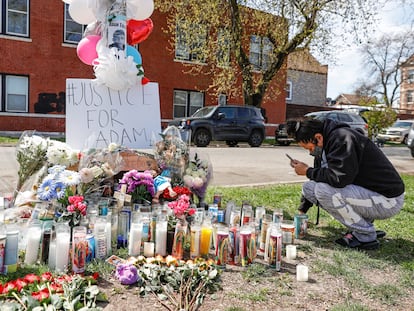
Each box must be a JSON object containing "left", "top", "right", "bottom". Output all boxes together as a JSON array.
[
  {"left": 305, "top": 110, "right": 369, "bottom": 136},
  {"left": 377, "top": 120, "right": 414, "bottom": 145},
  {"left": 169, "top": 105, "right": 265, "bottom": 147}
]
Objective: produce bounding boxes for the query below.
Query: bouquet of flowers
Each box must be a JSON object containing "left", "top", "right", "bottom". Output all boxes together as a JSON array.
[
  {"left": 46, "top": 139, "right": 79, "bottom": 167},
  {"left": 118, "top": 170, "right": 155, "bottom": 204},
  {"left": 154, "top": 126, "right": 189, "bottom": 184},
  {"left": 183, "top": 152, "right": 212, "bottom": 204},
  {"left": 0, "top": 271, "right": 103, "bottom": 310},
  {"left": 37, "top": 165, "right": 87, "bottom": 226},
  {"left": 167, "top": 194, "right": 196, "bottom": 222},
  {"left": 162, "top": 185, "right": 192, "bottom": 201},
  {"left": 15, "top": 131, "right": 51, "bottom": 196}
]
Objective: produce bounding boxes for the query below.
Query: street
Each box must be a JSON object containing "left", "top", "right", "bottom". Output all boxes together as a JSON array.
[{"left": 1, "top": 144, "right": 413, "bottom": 195}]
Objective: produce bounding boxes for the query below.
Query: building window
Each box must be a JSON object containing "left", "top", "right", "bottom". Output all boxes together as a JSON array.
[
  {"left": 175, "top": 21, "right": 206, "bottom": 62},
  {"left": 286, "top": 81, "right": 292, "bottom": 100},
  {"left": 173, "top": 90, "right": 204, "bottom": 118},
  {"left": 249, "top": 35, "right": 274, "bottom": 71},
  {"left": 3, "top": 0, "right": 29, "bottom": 37},
  {"left": 407, "top": 70, "right": 414, "bottom": 83},
  {"left": 1, "top": 75, "right": 29, "bottom": 112},
  {"left": 64, "top": 3, "right": 85, "bottom": 44},
  {"left": 218, "top": 94, "right": 227, "bottom": 106},
  {"left": 217, "top": 29, "right": 230, "bottom": 67},
  {"left": 407, "top": 90, "right": 414, "bottom": 103}
]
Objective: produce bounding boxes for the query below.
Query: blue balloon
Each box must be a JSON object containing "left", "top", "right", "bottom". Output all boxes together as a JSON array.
[{"left": 126, "top": 45, "right": 142, "bottom": 64}]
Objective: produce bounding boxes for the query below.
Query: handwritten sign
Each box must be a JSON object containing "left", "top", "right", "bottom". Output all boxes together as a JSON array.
[{"left": 65, "top": 79, "right": 161, "bottom": 150}]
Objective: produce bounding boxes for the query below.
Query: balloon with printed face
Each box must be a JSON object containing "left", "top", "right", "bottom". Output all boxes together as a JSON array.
[
  {"left": 69, "top": 0, "right": 96, "bottom": 25},
  {"left": 127, "top": 18, "right": 153, "bottom": 45},
  {"left": 126, "top": 45, "right": 142, "bottom": 64},
  {"left": 77, "top": 35, "right": 101, "bottom": 65},
  {"left": 127, "top": 0, "right": 154, "bottom": 21}
]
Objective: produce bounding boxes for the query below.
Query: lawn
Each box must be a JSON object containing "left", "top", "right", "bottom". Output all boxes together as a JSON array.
[{"left": 1, "top": 174, "right": 413, "bottom": 311}]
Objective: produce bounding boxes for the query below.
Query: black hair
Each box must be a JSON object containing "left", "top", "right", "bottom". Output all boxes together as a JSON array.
[{"left": 286, "top": 118, "right": 324, "bottom": 143}]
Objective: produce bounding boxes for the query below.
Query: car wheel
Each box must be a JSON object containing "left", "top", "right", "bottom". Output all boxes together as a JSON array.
[
  {"left": 193, "top": 129, "right": 211, "bottom": 147},
  {"left": 403, "top": 135, "right": 408, "bottom": 145},
  {"left": 226, "top": 140, "right": 238, "bottom": 147},
  {"left": 248, "top": 130, "right": 264, "bottom": 147}
]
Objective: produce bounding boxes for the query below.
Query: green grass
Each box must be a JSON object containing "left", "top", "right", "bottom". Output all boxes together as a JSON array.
[{"left": 1, "top": 174, "right": 413, "bottom": 309}]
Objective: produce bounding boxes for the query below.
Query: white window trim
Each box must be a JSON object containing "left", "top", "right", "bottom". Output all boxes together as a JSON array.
[
  {"left": 5, "top": 75, "right": 29, "bottom": 113},
  {"left": 286, "top": 81, "right": 292, "bottom": 100},
  {"left": 5, "top": 0, "right": 29, "bottom": 37}
]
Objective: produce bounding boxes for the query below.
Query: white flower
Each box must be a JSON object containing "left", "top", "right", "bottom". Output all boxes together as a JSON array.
[
  {"left": 59, "top": 170, "right": 81, "bottom": 186},
  {"left": 192, "top": 177, "right": 204, "bottom": 188},
  {"left": 108, "top": 142, "right": 120, "bottom": 152},
  {"left": 47, "top": 140, "right": 79, "bottom": 167},
  {"left": 79, "top": 168, "right": 95, "bottom": 184}
]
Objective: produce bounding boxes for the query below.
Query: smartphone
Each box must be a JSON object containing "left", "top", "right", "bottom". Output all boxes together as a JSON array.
[{"left": 286, "top": 153, "right": 293, "bottom": 161}]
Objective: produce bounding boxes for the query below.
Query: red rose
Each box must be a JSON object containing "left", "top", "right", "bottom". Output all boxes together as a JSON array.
[
  {"left": 31, "top": 288, "right": 50, "bottom": 301},
  {"left": 188, "top": 208, "right": 196, "bottom": 216},
  {"left": 24, "top": 273, "right": 41, "bottom": 284},
  {"left": 41, "top": 272, "right": 53, "bottom": 282},
  {"left": 15, "top": 278, "right": 28, "bottom": 291}
]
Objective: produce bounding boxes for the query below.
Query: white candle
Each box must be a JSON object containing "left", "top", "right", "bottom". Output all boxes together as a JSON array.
[
  {"left": 48, "top": 241, "right": 56, "bottom": 270},
  {"left": 55, "top": 232, "right": 70, "bottom": 272},
  {"left": 128, "top": 223, "right": 143, "bottom": 256},
  {"left": 24, "top": 227, "right": 42, "bottom": 264},
  {"left": 190, "top": 225, "right": 200, "bottom": 258},
  {"left": 286, "top": 244, "right": 297, "bottom": 260},
  {"left": 296, "top": 264, "right": 309, "bottom": 282},
  {"left": 155, "top": 222, "right": 167, "bottom": 256},
  {"left": 143, "top": 241, "right": 154, "bottom": 257}
]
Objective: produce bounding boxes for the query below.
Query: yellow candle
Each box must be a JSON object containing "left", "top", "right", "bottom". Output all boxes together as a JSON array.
[{"left": 199, "top": 227, "right": 212, "bottom": 256}]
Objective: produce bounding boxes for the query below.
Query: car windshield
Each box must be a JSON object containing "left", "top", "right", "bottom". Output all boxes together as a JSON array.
[
  {"left": 191, "top": 106, "right": 216, "bottom": 118},
  {"left": 392, "top": 121, "right": 413, "bottom": 128}
]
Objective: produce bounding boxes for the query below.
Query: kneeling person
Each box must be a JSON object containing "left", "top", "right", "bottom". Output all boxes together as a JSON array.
[{"left": 287, "top": 119, "right": 404, "bottom": 250}]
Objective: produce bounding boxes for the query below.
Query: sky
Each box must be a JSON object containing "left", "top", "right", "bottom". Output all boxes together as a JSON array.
[{"left": 326, "top": 1, "right": 414, "bottom": 99}]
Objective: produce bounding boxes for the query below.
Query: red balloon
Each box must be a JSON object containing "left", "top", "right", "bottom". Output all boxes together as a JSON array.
[{"left": 127, "top": 18, "right": 153, "bottom": 45}]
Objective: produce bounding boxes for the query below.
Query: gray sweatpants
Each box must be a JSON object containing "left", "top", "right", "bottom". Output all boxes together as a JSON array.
[{"left": 302, "top": 181, "right": 404, "bottom": 242}]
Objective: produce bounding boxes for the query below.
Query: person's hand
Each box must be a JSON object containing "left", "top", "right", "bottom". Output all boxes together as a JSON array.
[{"left": 291, "top": 160, "right": 309, "bottom": 176}]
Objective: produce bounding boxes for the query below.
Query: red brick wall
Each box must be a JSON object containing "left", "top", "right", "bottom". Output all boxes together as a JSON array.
[{"left": 0, "top": 2, "right": 287, "bottom": 136}]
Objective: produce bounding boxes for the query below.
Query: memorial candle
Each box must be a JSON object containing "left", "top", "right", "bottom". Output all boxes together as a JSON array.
[
  {"left": 24, "top": 222, "right": 42, "bottom": 265},
  {"left": 55, "top": 223, "right": 71, "bottom": 272},
  {"left": 155, "top": 216, "right": 167, "bottom": 256}
]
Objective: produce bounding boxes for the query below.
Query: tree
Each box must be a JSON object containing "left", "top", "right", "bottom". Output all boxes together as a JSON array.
[
  {"left": 355, "top": 31, "right": 414, "bottom": 107},
  {"left": 155, "top": 0, "right": 382, "bottom": 107}
]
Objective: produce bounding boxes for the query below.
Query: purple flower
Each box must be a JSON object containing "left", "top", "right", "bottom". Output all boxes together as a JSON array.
[{"left": 115, "top": 264, "right": 140, "bottom": 285}]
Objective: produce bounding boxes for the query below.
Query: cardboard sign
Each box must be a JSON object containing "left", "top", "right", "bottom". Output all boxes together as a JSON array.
[{"left": 65, "top": 79, "right": 161, "bottom": 150}]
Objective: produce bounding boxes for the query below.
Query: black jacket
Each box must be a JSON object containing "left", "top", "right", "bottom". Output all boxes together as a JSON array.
[{"left": 299, "top": 119, "right": 405, "bottom": 213}]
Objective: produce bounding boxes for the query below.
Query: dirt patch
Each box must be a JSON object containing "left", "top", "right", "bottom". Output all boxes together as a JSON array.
[{"left": 97, "top": 243, "right": 413, "bottom": 311}]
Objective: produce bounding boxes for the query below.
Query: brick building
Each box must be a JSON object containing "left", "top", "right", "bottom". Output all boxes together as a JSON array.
[
  {"left": 0, "top": 1, "right": 288, "bottom": 138},
  {"left": 400, "top": 54, "right": 414, "bottom": 115}
]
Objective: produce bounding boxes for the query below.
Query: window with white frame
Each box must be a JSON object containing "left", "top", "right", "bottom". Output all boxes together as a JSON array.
[
  {"left": 249, "top": 35, "right": 274, "bottom": 71},
  {"left": 218, "top": 94, "right": 227, "bottom": 106},
  {"left": 64, "top": 3, "right": 86, "bottom": 44},
  {"left": 2, "top": 0, "right": 29, "bottom": 36},
  {"left": 407, "top": 69, "right": 414, "bottom": 83},
  {"left": 173, "top": 90, "right": 204, "bottom": 118},
  {"left": 407, "top": 90, "right": 414, "bottom": 103},
  {"left": 175, "top": 21, "right": 206, "bottom": 62},
  {"left": 1, "top": 75, "right": 29, "bottom": 112},
  {"left": 286, "top": 81, "right": 292, "bottom": 100}
]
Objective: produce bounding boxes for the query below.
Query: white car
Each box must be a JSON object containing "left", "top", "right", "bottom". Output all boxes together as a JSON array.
[{"left": 377, "top": 120, "right": 414, "bottom": 145}]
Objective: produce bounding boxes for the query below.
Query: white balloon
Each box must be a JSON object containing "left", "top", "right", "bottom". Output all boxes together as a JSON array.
[
  {"left": 127, "top": 0, "right": 154, "bottom": 21},
  {"left": 69, "top": 0, "right": 96, "bottom": 25}
]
